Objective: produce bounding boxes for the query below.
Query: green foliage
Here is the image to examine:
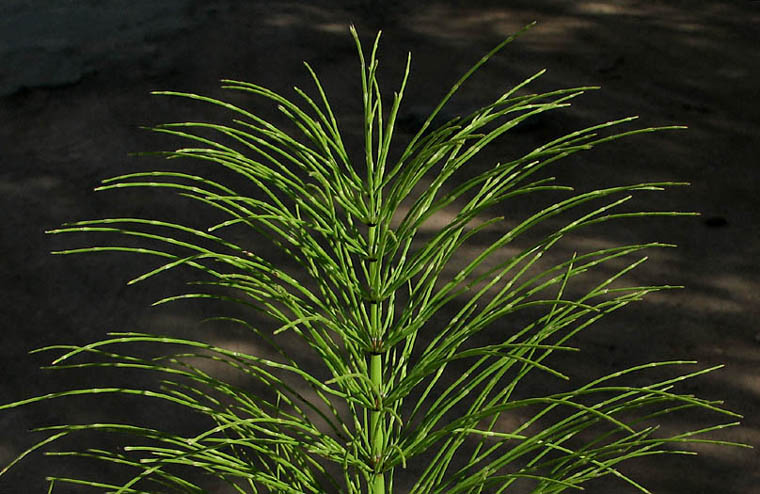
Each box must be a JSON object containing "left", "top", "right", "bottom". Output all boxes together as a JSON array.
[{"left": 1, "top": 24, "right": 746, "bottom": 494}]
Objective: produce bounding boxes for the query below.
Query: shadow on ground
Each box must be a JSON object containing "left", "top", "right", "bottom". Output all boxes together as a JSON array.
[{"left": 1, "top": 1, "right": 758, "bottom": 493}]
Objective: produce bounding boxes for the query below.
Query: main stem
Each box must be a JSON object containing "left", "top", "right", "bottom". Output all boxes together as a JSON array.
[
  {"left": 370, "top": 353, "right": 385, "bottom": 494},
  {"left": 367, "top": 218, "right": 386, "bottom": 494}
]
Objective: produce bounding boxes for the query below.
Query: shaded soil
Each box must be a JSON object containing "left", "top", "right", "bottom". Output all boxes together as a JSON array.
[{"left": 1, "top": 1, "right": 758, "bottom": 493}]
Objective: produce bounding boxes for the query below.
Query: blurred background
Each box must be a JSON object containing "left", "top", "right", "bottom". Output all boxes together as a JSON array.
[{"left": 1, "top": 1, "right": 758, "bottom": 492}]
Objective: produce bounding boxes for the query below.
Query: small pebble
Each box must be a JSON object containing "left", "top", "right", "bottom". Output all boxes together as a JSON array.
[
  {"left": 597, "top": 55, "right": 625, "bottom": 74},
  {"left": 703, "top": 216, "right": 728, "bottom": 228}
]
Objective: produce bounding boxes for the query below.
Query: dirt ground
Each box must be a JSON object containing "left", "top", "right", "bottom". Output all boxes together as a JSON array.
[{"left": 1, "top": 1, "right": 758, "bottom": 493}]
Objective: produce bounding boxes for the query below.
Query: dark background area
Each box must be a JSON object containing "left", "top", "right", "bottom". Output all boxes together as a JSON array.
[{"left": 1, "top": 1, "right": 758, "bottom": 493}]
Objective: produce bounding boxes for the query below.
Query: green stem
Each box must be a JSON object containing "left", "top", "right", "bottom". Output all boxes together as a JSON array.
[
  {"left": 370, "top": 353, "right": 385, "bottom": 494},
  {"left": 367, "top": 219, "right": 386, "bottom": 494}
]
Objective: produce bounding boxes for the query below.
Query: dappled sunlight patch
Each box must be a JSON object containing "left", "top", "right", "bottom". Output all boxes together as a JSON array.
[{"left": 405, "top": 6, "right": 593, "bottom": 46}]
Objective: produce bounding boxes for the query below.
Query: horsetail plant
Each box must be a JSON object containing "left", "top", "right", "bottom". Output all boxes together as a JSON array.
[{"left": 1, "top": 24, "right": 746, "bottom": 494}]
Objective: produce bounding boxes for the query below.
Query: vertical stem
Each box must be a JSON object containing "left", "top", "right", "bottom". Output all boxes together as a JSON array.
[
  {"left": 365, "top": 40, "right": 386, "bottom": 484},
  {"left": 367, "top": 220, "right": 386, "bottom": 494},
  {"left": 370, "top": 353, "right": 385, "bottom": 494}
]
